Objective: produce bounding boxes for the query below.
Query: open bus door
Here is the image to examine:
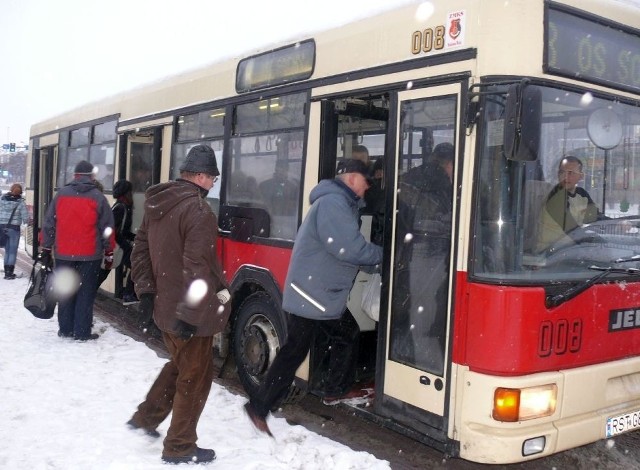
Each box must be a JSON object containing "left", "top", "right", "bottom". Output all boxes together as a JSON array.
[
  {"left": 377, "top": 82, "right": 462, "bottom": 445},
  {"left": 29, "top": 145, "right": 57, "bottom": 256},
  {"left": 125, "top": 128, "right": 162, "bottom": 231}
]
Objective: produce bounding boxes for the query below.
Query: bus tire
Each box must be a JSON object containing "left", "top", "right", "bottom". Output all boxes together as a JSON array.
[{"left": 232, "top": 291, "right": 297, "bottom": 400}]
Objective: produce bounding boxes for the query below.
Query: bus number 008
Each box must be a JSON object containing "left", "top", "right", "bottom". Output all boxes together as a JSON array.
[
  {"left": 411, "top": 26, "right": 446, "bottom": 55},
  {"left": 538, "top": 319, "right": 582, "bottom": 357}
]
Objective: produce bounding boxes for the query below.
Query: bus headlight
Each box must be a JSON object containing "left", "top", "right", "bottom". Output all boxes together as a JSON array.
[{"left": 493, "top": 384, "right": 557, "bottom": 422}]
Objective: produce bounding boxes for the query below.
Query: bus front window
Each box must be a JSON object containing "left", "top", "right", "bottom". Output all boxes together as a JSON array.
[{"left": 472, "top": 83, "right": 640, "bottom": 282}]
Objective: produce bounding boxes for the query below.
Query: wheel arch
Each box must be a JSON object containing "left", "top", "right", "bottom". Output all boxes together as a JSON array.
[{"left": 229, "top": 265, "right": 286, "bottom": 334}]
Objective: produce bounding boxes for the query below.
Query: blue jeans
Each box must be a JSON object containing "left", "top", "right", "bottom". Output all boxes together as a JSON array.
[
  {"left": 55, "top": 258, "right": 102, "bottom": 338},
  {"left": 3, "top": 227, "right": 20, "bottom": 265}
]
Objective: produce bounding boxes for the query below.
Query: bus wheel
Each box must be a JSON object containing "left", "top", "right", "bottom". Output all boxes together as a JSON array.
[{"left": 232, "top": 292, "right": 286, "bottom": 397}]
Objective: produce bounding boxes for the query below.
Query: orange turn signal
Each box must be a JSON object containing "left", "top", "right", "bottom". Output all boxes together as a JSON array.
[
  {"left": 493, "top": 384, "right": 557, "bottom": 422},
  {"left": 493, "top": 388, "right": 520, "bottom": 422}
]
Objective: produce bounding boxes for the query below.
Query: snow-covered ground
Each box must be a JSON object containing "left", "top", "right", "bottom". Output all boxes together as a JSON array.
[{"left": 0, "top": 269, "right": 390, "bottom": 469}]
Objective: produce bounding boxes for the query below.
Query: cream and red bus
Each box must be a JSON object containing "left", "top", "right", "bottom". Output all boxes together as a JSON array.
[{"left": 26, "top": 0, "right": 640, "bottom": 463}]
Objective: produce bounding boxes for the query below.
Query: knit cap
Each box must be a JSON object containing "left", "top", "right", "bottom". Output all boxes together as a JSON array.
[{"left": 74, "top": 160, "right": 95, "bottom": 175}]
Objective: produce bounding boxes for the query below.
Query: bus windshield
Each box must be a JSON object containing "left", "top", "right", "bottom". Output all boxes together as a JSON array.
[{"left": 472, "top": 83, "right": 640, "bottom": 283}]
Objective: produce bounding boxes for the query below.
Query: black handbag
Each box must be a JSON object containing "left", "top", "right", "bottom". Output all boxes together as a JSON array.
[
  {"left": 0, "top": 204, "right": 18, "bottom": 248},
  {"left": 24, "top": 261, "right": 56, "bottom": 319}
]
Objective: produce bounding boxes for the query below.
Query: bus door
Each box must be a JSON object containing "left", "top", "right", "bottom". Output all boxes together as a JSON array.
[
  {"left": 30, "top": 145, "right": 57, "bottom": 254},
  {"left": 379, "top": 83, "right": 461, "bottom": 435},
  {"left": 312, "top": 94, "right": 389, "bottom": 394},
  {"left": 126, "top": 128, "right": 162, "bottom": 230}
]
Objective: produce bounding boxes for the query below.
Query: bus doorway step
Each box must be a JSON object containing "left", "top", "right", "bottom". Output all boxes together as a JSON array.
[{"left": 322, "top": 381, "right": 374, "bottom": 406}]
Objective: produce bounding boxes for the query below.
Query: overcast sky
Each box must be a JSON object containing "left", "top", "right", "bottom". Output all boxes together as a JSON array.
[{"left": 0, "top": 0, "right": 418, "bottom": 144}]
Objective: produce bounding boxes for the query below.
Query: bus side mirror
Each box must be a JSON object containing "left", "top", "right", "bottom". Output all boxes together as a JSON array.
[{"left": 503, "top": 83, "right": 541, "bottom": 161}]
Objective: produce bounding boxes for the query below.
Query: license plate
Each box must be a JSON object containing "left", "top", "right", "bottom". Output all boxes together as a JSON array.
[{"left": 606, "top": 409, "right": 640, "bottom": 437}]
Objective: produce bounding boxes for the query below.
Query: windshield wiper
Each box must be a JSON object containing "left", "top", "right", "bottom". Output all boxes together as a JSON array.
[
  {"left": 545, "top": 264, "right": 640, "bottom": 309},
  {"left": 615, "top": 254, "right": 640, "bottom": 264}
]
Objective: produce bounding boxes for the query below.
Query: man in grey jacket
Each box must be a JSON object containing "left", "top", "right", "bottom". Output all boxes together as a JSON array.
[{"left": 244, "top": 159, "right": 383, "bottom": 436}]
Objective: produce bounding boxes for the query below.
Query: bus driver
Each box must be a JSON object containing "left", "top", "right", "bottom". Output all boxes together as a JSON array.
[{"left": 536, "top": 156, "right": 601, "bottom": 252}]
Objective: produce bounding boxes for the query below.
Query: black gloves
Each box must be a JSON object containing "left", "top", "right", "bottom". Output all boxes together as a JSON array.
[
  {"left": 138, "top": 294, "right": 196, "bottom": 339},
  {"left": 138, "top": 294, "right": 155, "bottom": 323},
  {"left": 175, "top": 319, "right": 197, "bottom": 340},
  {"left": 38, "top": 249, "right": 52, "bottom": 269}
]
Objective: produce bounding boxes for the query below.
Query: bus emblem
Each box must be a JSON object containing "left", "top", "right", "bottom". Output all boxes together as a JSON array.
[
  {"left": 449, "top": 19, "right": 462, "bottom": 39},
  {"left": 446, "top": 10, "right": 465, "bottom": 48}
]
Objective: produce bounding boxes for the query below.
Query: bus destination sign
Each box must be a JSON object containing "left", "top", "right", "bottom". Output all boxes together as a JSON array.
[{"left": 545, "top": 5, "right": 640, "bottom": 94}]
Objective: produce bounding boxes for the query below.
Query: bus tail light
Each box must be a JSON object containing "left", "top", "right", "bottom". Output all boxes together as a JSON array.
[{"left": 493, "top": 384, "right": 557, "bottom": 422}]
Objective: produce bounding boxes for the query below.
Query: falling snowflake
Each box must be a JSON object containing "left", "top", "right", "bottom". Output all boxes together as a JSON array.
[{"left": 185, "top": 279, "right": 208, "bottom": 307}]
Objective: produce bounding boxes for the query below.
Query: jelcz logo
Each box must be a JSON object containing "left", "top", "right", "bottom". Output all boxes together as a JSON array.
[{"left": 609, "top": 307, "right": 640, "bottom": 332}]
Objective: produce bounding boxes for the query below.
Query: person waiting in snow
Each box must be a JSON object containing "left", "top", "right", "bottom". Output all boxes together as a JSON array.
[
  {"left": 0, "top": 183, "right": 30, "bottom": 279},
  {"left": 40, "top": 160, "right": 115, "bottom": 341}
]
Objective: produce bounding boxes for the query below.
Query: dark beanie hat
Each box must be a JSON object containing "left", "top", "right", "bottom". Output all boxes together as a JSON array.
[
  {"left": 112, "top": 179, "right": 133, "bottom": 198},
  {"left": 179, "top": 145, "right": 220, "bottom": 176},
  {"left": 432, "top": 142, "right": 455, "bottom": 162},
  {"left": 74, "top": 160, "right": 95, "bottom": 175}
]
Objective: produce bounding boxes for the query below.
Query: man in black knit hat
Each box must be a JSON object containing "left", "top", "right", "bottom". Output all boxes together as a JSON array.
[{"left": 127, "top": 144, "right": 231, "bottom": 465}]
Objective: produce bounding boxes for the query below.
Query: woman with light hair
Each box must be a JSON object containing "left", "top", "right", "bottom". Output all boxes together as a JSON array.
[{"left": 0, "top": 183, "right": 29, "bottom": 279}]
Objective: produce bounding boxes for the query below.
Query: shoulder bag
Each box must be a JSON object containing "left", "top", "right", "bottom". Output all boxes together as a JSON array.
[
  {"left": 24, "top": 260, "right": 56, "bottom": 319},
  {"left": 0, "top": 204, "right": 19, "bottom": 248}
]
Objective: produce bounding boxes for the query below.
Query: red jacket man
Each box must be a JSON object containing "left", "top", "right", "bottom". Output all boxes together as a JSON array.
[{"left": 41, "top": 160, "right": 115, "bottom": 341}]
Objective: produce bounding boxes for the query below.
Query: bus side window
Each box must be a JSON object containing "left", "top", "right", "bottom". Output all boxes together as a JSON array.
[
  {"left": 226, "top": 141, "right": 303, "bottom": 241},
  {"left": 259, "top": 159, "right": 300, "bottom": 240}
]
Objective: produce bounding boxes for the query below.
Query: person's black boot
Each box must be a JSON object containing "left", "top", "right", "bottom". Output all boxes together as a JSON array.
[
  {"left": 162, "top": 447, "right": 216, "bottom": 464},
  {"left": 4, "top": 265, "right": 16, "bottom": 280}
]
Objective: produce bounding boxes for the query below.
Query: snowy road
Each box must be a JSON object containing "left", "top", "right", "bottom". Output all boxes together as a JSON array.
[{"left": 6, "top": 248, "right": 640, "bottom": 469}]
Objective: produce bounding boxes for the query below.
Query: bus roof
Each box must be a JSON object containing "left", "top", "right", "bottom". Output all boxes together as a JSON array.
[{"left": 30, "top": 0, "right": 640, "bottom": 139}]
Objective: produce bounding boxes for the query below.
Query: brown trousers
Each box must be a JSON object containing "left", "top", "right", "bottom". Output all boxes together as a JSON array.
[{"left": 131, "top": 332, "right": 214, "bottom": 457}]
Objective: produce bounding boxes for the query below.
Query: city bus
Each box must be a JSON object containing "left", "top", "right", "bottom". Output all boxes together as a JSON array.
[{"left": 25, "top": 0, "right": 640, "bottom": 463}]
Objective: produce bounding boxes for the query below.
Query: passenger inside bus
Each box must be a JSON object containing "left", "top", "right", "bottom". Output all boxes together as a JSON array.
[
  {"left": 351, "top": 144, "right": 371, "bottom": 166},
  {"left": 363, "top": 156, "right": 385, "bottom": 246},
  {"left": 392, "top": 142, "right": 454, "bottom": 370},
  {"left": 258, "top": 160, "right": 299, "bottom": 216},
  {"left": 228, "top": 171, "right": 259, "bottom": 204},
  {"left": 257, "top": 160, "right": 299, "bottom": 239},
  {"left": 535, "top": 155, "right": 602, "bottom": 252},
  {"left": 98, "top": 163, "right": 114, "bottom": 190},
  {"left": 131, "top": 158, "right": 152, "bottom": 193}
]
